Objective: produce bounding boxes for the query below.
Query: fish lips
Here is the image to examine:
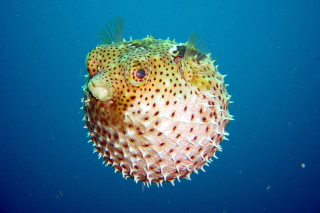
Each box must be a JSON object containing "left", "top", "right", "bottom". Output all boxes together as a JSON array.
[{"left": 87, "top": 72, "right": 113, "bottom": 101}]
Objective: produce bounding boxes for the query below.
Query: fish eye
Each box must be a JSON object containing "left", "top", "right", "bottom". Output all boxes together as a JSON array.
[
  {"left": 136, "top": 69, "right": 146, "bottom": 79},
  {"left": 128, "top": 66, "right": 150, "bottom": 87}
]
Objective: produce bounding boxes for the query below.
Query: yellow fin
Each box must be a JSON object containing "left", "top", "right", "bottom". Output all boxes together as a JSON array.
[
  {"left": 185, "top": 32, "right": 210, "bottom": 61},
  {"left": 98, "top": 16, "right": 124, "bottom": 44},
  {"left": 181, "top": 33, "right": 219, "bottom": 90}
]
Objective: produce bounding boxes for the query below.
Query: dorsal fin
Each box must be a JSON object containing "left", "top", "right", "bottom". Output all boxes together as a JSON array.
[
  {"left": 98, "top": 16, "right": 124, "bottom": 44},
  {"left": 184, "top": 32, "right": 210, "bottom": 61}
]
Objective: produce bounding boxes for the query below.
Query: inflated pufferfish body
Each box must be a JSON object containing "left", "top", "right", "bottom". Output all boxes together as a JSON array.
[{"left": 82, "top": 17, "right": 233, "bottom": 186}]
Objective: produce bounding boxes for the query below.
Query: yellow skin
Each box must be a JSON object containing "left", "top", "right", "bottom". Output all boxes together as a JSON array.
[{"left": 83, "top": 35, "right": 232, "bottom": 186}]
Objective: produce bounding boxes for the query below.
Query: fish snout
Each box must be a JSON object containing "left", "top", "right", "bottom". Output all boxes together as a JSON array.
[{"left": 88, "top": 76, "right": 112, "bottom": 101}]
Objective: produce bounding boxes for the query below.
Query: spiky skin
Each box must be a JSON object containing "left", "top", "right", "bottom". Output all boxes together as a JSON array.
[{"left": 83, "top": 36, "right": 232, "bottom": 186}]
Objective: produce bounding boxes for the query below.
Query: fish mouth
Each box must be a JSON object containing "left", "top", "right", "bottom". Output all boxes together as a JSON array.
[{"left": 88, "top": 80, "right": 112, "bottom": 101}]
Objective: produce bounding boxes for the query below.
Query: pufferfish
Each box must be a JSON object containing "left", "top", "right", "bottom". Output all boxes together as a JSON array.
[{"left": 82, "top": 16, "right": 233, "bottom": 186}]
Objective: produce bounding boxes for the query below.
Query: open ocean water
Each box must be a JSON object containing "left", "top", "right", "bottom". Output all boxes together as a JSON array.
[{"left": 1, "top": 0, "right": 319, "bottom": 212}]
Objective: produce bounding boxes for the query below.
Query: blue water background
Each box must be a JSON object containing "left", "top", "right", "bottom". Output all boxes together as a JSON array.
[{"left": 1, "top": 0, "right": 320, "bottom": 212}]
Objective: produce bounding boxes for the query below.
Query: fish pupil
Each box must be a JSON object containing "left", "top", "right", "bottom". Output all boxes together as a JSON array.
[{"left": 136, "top": 69, "right": 146, "bottom": 79}]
